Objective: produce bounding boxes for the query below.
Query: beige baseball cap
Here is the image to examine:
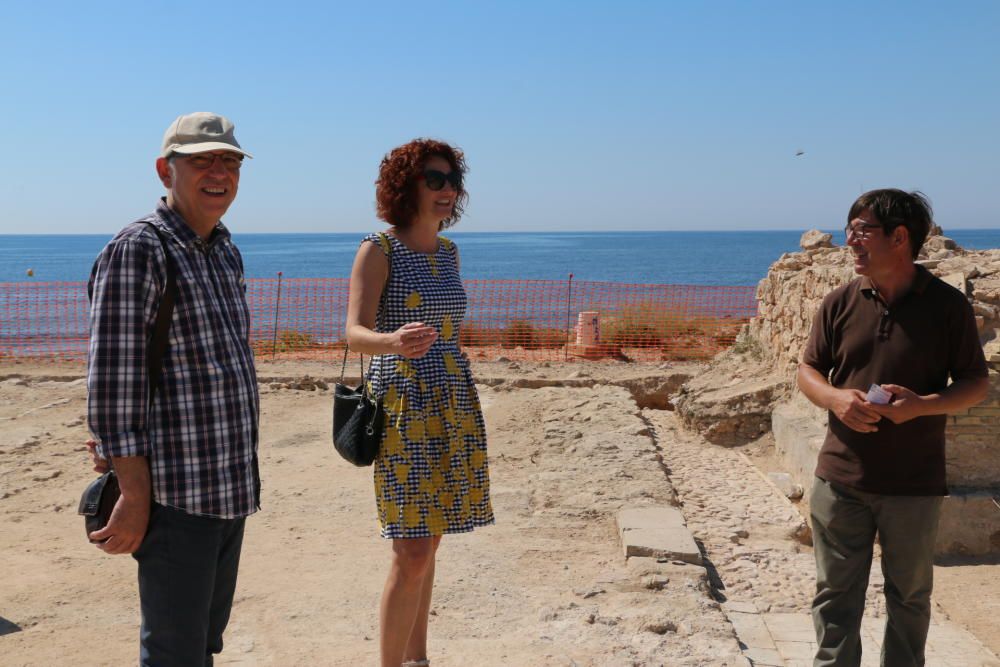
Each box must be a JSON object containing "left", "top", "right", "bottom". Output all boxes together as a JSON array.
[{"left": 160, "top": 112, "right": 253, "bottom": 159}]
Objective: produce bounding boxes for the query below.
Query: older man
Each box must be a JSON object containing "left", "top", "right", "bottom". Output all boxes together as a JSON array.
[
  {"left": 87, "top": 112, "right": 260, "bottom": 666},
  {"left": 797, "top": 189, "right": 989, "bottom": 666}
]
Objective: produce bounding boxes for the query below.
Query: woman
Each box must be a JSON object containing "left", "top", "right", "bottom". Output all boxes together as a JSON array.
[{"left": 345, "top": 139, "right": 494, "bottom": 667}]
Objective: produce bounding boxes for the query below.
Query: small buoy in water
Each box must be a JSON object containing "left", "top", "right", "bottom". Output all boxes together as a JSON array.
[{"left": 26, "top": 268, "right": 34, "bottom": 277}]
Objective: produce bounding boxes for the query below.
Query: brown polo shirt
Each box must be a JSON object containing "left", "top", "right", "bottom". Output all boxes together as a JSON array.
[{"left": 802, "top": 265, "right": 987, "bottom": 495}]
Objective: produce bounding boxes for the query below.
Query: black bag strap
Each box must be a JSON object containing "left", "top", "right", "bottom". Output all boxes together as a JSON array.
[
  {"left": 138, "top": 221, "right": 178, "bottom": 404},
  {"left": 340, "top": 232, "right": 393, "bottom": 387}
]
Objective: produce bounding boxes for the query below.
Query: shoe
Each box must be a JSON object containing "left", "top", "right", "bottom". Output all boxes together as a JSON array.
[{"left": 402, "top": 661, "right": 430, "bottom": 667}]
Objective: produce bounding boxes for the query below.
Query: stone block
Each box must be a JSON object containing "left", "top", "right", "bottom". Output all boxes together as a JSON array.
[
  {"left": 935, "top": 490, "right": 1000, "bottom": 556},
  {"left": 774, "top": 395, "right": 1000, "bottom": 555},
  {"left": 771, "top": 396, "right": 826, "bottom": 490},
  {"left": 616, "top": 506, "right": 702, "bottom": 565}
]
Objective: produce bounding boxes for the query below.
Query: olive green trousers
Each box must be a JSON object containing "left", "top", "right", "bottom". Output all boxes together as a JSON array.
[{"left": 810, "top": 477, "right": 942, "bottom": 667}]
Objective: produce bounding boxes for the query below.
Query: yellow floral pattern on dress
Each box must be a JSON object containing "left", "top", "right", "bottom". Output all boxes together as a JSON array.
[
  {"left": 443, "top": 352, "right": 460, "bottom": 376},
  {"left": 363, "top": 232, "right": 494, "bottom": 539}
]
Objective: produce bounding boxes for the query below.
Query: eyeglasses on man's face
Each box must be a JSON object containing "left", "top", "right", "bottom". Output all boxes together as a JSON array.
[
  {"left": 844, "top": 222, "right": 883, "bottom": 240},
  {"left": 182, "top": 152, "right": 244, "bottom": 172}
]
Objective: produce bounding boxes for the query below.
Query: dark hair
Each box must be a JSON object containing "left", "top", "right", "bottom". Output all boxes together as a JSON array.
[
  {"left": 848, "top": 189, "right": 933, "bottom": 259},
  {"left": 375, "top": 139, "right": 468, "bottom": 229}
]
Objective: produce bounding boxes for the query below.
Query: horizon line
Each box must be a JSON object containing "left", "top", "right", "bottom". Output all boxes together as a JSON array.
[{"left": 4, "top": 226, "right": 1000, "bottom": 237}]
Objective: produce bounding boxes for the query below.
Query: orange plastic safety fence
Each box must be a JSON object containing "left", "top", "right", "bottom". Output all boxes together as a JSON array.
[{"left": 0, "top": 279, "right": 756, "bottom": 363}]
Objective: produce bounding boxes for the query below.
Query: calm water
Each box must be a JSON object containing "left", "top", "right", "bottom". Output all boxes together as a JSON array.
[{"left": 3, "top": 229, "right": 1000, "bottom": 286}]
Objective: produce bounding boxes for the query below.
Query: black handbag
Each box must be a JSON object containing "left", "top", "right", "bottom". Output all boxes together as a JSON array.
[
  {"left": 332, "top": 353, "right": 385, "bottom": 466},
  {"left": 332, "top": 231, "right": 391, "bottom": 466},
  {"left": 79, "top": 220, "right": 177, "bottom": 540}
]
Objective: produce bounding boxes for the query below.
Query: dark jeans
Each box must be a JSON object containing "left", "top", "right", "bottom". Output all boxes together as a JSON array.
[
  {"left": 810, "top": 477, "right": 942, "bottom": 667},
  {"left": 133, "top": 503, "right": 246, "bottom": 667}
]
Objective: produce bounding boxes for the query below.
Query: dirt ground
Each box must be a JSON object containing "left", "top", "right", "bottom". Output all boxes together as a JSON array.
[{"left": 0, "top": 359, "right": 997, "bottom": 665}]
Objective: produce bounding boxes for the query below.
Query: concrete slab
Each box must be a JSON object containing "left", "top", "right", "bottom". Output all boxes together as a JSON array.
[
  {"left": 728, "top": 611, "right": 776, "bottom": 650},
  {"left": 723, "top": 598, "right": 759, "bottom": 614},
  {"left": 616, "top": 506, "right": 702, "bottom": 564},
  {"left": 774, "top": 640, "right": 814, "bottom": 660},
  {"left": 744, "top": 646, "right": 784, "bottom": 666},
  {"left": 763, "top": 613, "right": 816, "bottom": 643},
  {"left": 727, "top": 610, "right": 1000, "bottom": 667}
]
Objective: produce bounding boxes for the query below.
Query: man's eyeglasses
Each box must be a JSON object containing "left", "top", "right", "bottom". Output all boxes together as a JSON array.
[
  {"left": 421, "top": 169, "right": 462, "bottom": 192},
  {"left": 183, "top": 153, "right": 244, "bottom": 172},
  {"left": 844, "top": 222, "right": 883, "bottom": 240}
]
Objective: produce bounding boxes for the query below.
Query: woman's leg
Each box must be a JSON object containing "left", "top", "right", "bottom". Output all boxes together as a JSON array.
[
  {"left": 403, "top": 536, "right": 442, "bottom": 663},
  {"left": 380, "top": 536, "right": 437, "bottom": 667}
]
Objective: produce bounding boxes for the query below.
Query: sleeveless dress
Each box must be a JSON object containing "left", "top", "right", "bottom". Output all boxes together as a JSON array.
[{"left": 363, "top": 232, "right": 495, "bottom": 539}]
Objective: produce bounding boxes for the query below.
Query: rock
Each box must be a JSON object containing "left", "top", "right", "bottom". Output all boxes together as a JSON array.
[
  {"left": 923, "top": 235, "right": 958, "bottom": 253},
  {"left": 766, "top": 472, "right": 803, "bottom": 499},
  {"left": 940, "top": 272, "right": 968, "bottom": 295},
  {"left": 641, "top": 618, "right": 678, "bottom": 634},
  {"left": 791, "top": 521, "right": 812, "bottom": 546},
  {"left": 572, "top": 587, "right": 605, "bottom": 599},
  {"left": 674, "top": 372, "right": 790, "bottom": 446},
  {"left": 800, "top": 229, "right": 833, "bottom": 251}
]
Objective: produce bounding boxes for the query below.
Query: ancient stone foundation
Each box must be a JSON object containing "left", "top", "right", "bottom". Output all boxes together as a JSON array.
[{"left": 680, "top": 228, "right": 1000, "bottom": 555}]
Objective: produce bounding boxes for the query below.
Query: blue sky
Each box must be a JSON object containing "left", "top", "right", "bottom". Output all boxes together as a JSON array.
[{"left": 1, "top": 1, "right": 998, "bottom": 233}]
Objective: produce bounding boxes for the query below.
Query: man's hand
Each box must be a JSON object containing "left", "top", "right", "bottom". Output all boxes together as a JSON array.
[
  {"left": 829, "top": 388, "right": 882, "bottom": 433},
  {"left": 88, "top": 455, "right": 152, "bottom": 554},
  {"left": 88, "top": 492, "right": 150, "bottom": 554},
  {"left": 868, "top": 384, "right": 925, "bottom": 424},
  {"left": 85, "top": 438, "right": 110, "bottom": 473}
]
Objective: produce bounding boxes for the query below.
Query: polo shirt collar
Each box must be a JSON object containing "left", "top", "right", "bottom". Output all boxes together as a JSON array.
[{"left": 858, "top": 263, "right": 932, "bottom": 299}]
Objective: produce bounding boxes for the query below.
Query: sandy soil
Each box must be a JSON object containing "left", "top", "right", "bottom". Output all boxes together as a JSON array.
[{"left": 0, "top": 359, "right": 996, "bottom": 665}]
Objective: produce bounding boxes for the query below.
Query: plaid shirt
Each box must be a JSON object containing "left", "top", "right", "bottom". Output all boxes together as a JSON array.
[{"left": 87, "top": 199, "right": 260, "bottom": 518}]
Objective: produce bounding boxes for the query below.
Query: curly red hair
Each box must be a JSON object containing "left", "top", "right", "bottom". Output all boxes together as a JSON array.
[{"left": 375, "top": 139, "right": 468, "bottom": 229}]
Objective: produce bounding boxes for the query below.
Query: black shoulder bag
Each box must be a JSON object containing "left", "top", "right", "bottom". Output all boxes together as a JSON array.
[
  {"left": 332, "top": 233, "right": 391, "bottom": 466},
  {"left": 79, "top": 221, "right": 178, "bottom": 540}
]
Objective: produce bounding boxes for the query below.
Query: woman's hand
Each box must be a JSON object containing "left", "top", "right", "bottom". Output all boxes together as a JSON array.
[{"left": 390, "top": 322, "right": 438, "bottom": 359}]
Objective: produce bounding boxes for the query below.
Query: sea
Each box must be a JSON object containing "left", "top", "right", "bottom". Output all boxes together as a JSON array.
[{"left": 3, "top": 230, "right": 1000, "bottom": 286}]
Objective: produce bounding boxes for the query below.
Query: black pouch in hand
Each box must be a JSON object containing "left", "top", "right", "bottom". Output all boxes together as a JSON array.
[
  {"left": 78, "top": 219, "right": 176, "bottom": 543},
  {"left": 78, "top": 471, "right": 120, "bottom": 540}
]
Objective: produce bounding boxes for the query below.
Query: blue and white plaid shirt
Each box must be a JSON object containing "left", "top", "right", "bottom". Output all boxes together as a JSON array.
[{"left": 87, "top": 199, "right": 260, "bottom": 518}]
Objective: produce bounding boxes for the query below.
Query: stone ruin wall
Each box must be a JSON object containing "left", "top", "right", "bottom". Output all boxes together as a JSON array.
[{"left": 746, "top": 228, "right": 1000, "bottom": 491}]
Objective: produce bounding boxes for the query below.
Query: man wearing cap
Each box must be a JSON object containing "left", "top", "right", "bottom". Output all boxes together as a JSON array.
[
  {"left": 798, "top": 189, "right": 989, "bottom": 666},
  {"left": 86, "top": 112, "right": 259, "bottom": 666}
]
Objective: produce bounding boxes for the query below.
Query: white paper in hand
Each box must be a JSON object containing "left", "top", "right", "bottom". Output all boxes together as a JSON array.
[{"left": 866, "top": 383, "right": 892, "bottom": 405}]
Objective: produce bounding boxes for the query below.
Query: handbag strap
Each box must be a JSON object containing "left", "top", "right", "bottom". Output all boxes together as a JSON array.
[
  {"left": 340, "top": 232, "right": 393, "bottom": 387},
  {"left": 139, "top": 221, "right": 178, "bottom": 405}
]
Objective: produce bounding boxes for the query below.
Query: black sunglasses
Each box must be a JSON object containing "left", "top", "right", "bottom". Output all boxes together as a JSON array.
[{"left": 421, "top": 169, "right": 462, "bottom": 191}]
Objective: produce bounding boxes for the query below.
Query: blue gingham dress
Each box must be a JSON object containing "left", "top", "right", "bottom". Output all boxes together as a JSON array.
[{"left": 364, "top": 233, "right": 494, "bottom": 539}]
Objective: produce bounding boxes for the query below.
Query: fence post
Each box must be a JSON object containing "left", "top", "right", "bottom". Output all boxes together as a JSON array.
[
  {"left": 564, "top": 273, "right": 574, "bottom": 361},
  {"left": 271, "top": 271, "right": 283, "bottom": 360}
]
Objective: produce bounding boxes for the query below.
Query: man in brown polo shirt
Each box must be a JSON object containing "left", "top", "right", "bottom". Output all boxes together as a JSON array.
[{"left": 798, "top": 189, "right": 989, "bottom": 667}]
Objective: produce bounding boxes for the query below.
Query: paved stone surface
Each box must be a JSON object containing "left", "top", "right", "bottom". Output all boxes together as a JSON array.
[
  {"left": 616, "top": 506, "right": 703, "bottom": 564},
  {"left": 645, "top": 410, "right": 1000, "bottom": 667},
  {"left": 724, "top": 611, "right": 1000, "bottom": 667}
]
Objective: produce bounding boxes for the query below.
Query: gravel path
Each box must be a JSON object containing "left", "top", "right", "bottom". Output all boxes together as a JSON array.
[{"left": 645, "top": 409, "right": 886, "bottom": 617}]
